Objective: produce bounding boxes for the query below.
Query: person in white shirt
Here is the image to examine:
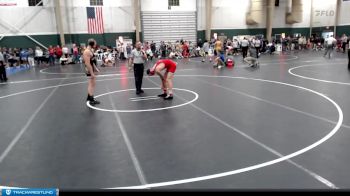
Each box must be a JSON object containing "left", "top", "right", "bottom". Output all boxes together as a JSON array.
[
  {"left": 241, "top": 37, "right": 249, "bottom": 59},
  {"left": 232, "top": 39, "right": 239, "bottom": 56},
  {"left": 62, "top": 45, "right": 69, "bottom": 58},
  {"left": 35, "top": 47, "right": 44, "bottom": 66},
  {"left": 202, "top": 40, "right": 210, "bottom": 62},
  {"left": 348, "top": 44, "right": 350, "bottom": 70},
  {"left": 324, "top": 35, "right": 337, "bottom": 59},
  {"left": 253, "top": 38, "right": 261, "bottom": 58},
  {"left": 131, "top": 42, "right": 147, "bottom": 95},
  {"left": 298, "top": 37, "right": 303, "bottom": 50},
  {"left": 341, "top": 34, "right": 348, "bottom": 53}
]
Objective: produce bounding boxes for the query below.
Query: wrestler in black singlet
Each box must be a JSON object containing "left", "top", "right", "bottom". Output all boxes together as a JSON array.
[{"left": 85, "top": 49, "right": 97, "bottom": 76}]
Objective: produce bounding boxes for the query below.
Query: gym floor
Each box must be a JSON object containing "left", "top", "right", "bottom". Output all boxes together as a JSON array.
[{"left": 0, "top": 51, "right": 349, "bottom": 190}]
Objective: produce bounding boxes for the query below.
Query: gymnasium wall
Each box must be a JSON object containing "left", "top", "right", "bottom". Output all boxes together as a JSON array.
[{"left": 0, "top": 0, "right": 349, "bottom": 48}]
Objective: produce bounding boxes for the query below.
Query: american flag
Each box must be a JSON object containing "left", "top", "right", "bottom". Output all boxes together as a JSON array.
[{"left": 87, "top": 7, "right": 104, "bottom": 34}]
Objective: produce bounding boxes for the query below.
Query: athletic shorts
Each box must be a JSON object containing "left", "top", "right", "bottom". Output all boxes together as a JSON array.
[{"left": 167, "top": 65, "right": 177, "bottom": 73}]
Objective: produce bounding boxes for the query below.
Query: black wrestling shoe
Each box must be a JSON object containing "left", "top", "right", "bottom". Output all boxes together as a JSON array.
[
  {"left": 89, "top": 99, "right": 101, "bottom": 105},
  {"left": 164, "top": 95, "right": 173, "bottom": 100},
  {"left": 158, "top": 93, "right": 167, "bottom": 98},
  {"left": 87, "top": 95, "right": 100, "bottom": 105}
]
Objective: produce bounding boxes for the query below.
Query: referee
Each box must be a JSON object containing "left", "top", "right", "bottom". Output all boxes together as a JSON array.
[
  {"left": 348, "top": 40, "right": 350, "bottom": 70},
  {"left": 131, "top": 41, "right": 147, "bottom": 95}
]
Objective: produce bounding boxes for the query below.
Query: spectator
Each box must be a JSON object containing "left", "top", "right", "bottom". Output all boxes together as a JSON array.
[
  {"left": 342, "top": 34, "right": 348, "bottom": 53},
  {"left": 62, "top": 45, "right": 69, "bottom": 58},
  {"left": 244, "top": 45, "right": 259, "bottom": 68},
  {"left": 55, "top": 45, "right": 63, "bottom": 62},
  {"left": 48, "top": 45, "right": 55, "bottom": 66},
  {"left": 0, "top": 49, "right": 7, "bottom": 82},
  {"left": 28, "top": 48, "right": 35, "bottom": 67},
  {"left": 35, "top": 47, "right": 44, "bottom": 66},
  {"left": 73, "top": 44, "right": 79, "bottom": 64}
]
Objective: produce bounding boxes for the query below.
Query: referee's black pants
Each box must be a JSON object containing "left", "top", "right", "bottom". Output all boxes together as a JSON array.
[
  {"left": 134, "top": 63, "right": 144, "bottom": 92},
  {"left": 0, "top": 61, "right": 7, "bottom": 82},
  {"left": 348, "top": 49, "right": 350, "bottom": 69}
]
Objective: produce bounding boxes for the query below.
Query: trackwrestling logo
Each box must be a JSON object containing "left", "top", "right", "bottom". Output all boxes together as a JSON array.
[{"left": 1, "top": 188, "right": 58, "bottom": 196}]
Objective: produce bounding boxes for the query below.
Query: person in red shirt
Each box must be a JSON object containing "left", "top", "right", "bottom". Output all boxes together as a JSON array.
[
  {"left": 146, "top": 59, "right": 177, "bottom": 100},
  {"left": 48, "top": 45, "right": 55, "bottom": 66},
  {"left": 55, "top": 45, "right": 63, "bottom": 59},
  {"left": 182, "top": 42, "right": 189, "bottom": 58}
]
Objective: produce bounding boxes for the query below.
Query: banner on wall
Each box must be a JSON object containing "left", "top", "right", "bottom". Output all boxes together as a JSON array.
[
  {"left": 0, "top": 0, "right": 17, "bottom": 6},
  {"left": 312, "top": 0, "right": 337, "bottom": 27}
]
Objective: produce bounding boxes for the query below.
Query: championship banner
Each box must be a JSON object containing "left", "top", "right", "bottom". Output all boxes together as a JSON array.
[{"left": 0, "top": 0, "right": 17, "bottom": 6}]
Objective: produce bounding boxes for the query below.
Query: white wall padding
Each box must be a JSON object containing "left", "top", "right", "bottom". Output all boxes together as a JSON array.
[
  {"left": 286, "top": 0, "right": 303, "bottom": 24},
  {"left": 141, "top": 11, "right": 197, "bottom": 44},
  {"left": 246, "top": 0, "right": 264, "bottom": 25}
]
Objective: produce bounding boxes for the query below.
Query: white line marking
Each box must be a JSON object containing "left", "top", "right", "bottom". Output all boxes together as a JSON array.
[
  {"left": 288, "top": 63, "right": 350, "bottom": 85},
  {"left": 129, "top": 96, "right": 158, "bottom": 100},
  {"left": 130, "top": 97, "right": 160, "bottom": 102},
  {"left": 0, "top": 75, "right": 343, "bottom": 189},
  {"left": 190, "top": 79, "right": 342, "bottom": 188},
  {"left": 104, "top": 75, "right": 342, "bottom": 189},
  {"left": 190, "top": 55, "right": 298, "bottom": 66},
  {"left": 0, "top": 76, "right": 134, "bottom": 99},
  {"left": 0, "top": 69, "right": 193, "bottom": 85},
  {"left": 193, "top": 77, "right": 350, "bottom": 130},
  {"left": 0, "top": 80, "right": 64, "bottom": 165},
  {"left": 39, "top": 68, "right": 193, "bottom": 76},
  {"left": 107, "top": 86, "right": 148, "bottom": 186},
  {"left": 0, "top": 74, "right": 124, "bottom": 85},
  {"left": 87, "top": 88, "right": 199, "bottom": 113}
]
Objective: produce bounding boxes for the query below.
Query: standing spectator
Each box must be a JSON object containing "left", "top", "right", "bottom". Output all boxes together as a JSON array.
[
  {"left": 214, "top": 39, "right": 223, "bottom": 56},
  {"left": 302, "top": 36, "right": 307, "bottom": 49},
  {"left": 62, "top": 45, "right": 69, "bottom": 58},
  {"left": 197, "top": 39, "right": 203, "bottom": 49},
  {"left": 126, "top": 43, "right": 133, "bottom": 70},
  {"left": 0, "top": 49, "right": 7, "bottom": 82},
  {"left": 253, "top": 38, "right": 261, "bottom": 58},
  {"left": 298, "top": 36, "right": 303, "bottom": 50},
  {"left": 324, "top": 35, "right": 337, "bottom": 59},
  {"left": 150, "top": 41, "right": 156, "bottom": 58},
  {"left": 241, "top": 37, "right": 249, "bottom": 59},
  {"left": 202, "top": 40, "right": 210, "bottom": 62},
  {"left": 73, "top": 44, "right": 79, "bottom": 64},
  {"left": 2, "top": 47, "right": 8, "bottom": 64},
  {"left": 160, "top": 41, "right": 166, "bottom": 58},
  {"left": 28, "top": 48, "right": 35, "bottom": 67},
  {"left": 35, "top": 47, "right": 44, "bottom": 66},
  {"left": 48, "top": 45, "right": 55, "bottom": 66},
  {"left": 341, "top": 34, "right": 348, "bottom": 53},
  {"left": 232, "top": 39, "right": 239, "bottom": 56},
  {"left": 55, "top": 45, "right": 63, "bottom": 62},
  {"left": 182, "top": 41, "right": 189, "bottom": 58},
  {"left": 131, "top": 42, "right": 147, "bottom": 95},
  {"left": 119, "top": 43, "right": 126, "bottom": 60}
]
